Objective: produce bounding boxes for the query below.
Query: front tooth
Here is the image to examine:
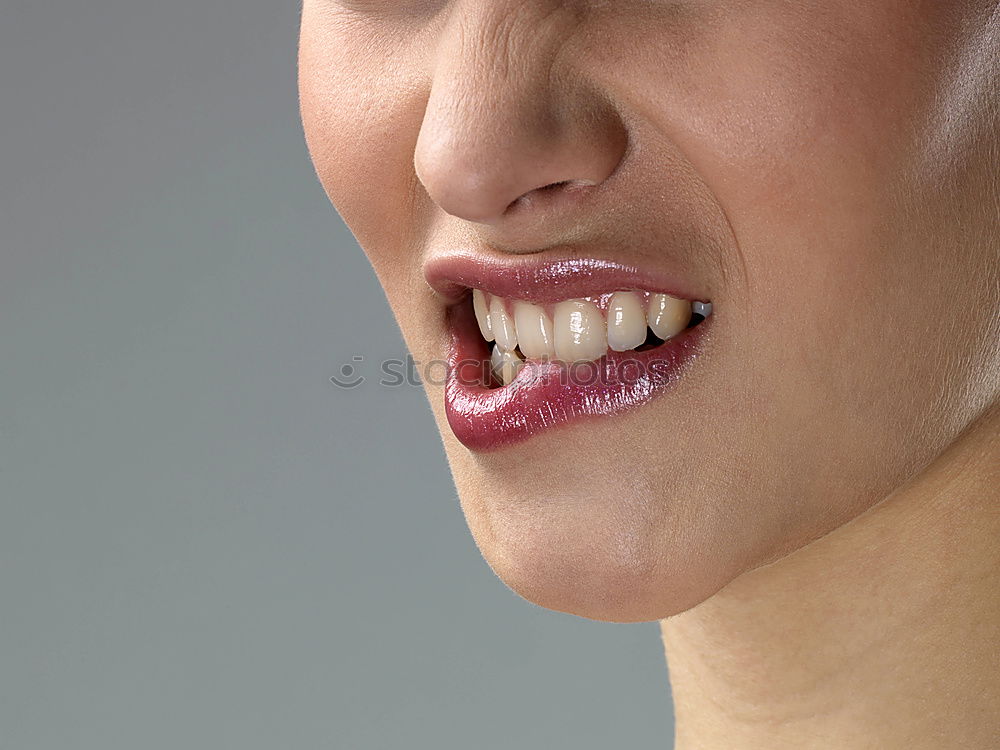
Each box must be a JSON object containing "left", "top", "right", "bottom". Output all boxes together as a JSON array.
[
  {"left": 553, "top": 299, "right": 607, "bottom": 363},
  {"left": 648, "top": 294, "right": 692, "bottom": 340},
  {"left": 607, "top": 291, "right": 647, "bottom": 351},
  {"left": 490, "top": 296, "right": 517, "bottom": 352},
  {"left": 473, "top": 289, "right": 494, "bottom": 342},
  {"left": 490, "top": 344, "right": 524, "bottom": 386},
  {"left": 512, "top": 301, "right": 556, "bottom": 360}
]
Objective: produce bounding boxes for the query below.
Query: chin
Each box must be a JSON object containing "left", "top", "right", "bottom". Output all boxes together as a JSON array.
[
  {"left": 454, "top": 476, "right": 744, "bottom": 623},
  {"left": 436, "top": 406, "right": 763, "bottom": 623}
]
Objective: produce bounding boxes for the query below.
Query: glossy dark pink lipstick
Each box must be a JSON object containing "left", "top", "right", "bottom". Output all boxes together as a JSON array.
[{"left": 425, "top": 253, "right": 713, "bottom": 451}]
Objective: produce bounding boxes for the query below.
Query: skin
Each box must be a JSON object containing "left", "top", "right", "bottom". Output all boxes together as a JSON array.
[{"left": 299, "top": 1, "right": 1000, "bottom": 746}]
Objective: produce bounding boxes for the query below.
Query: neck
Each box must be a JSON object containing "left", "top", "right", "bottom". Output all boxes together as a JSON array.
[{"left": 660, "top": 405, "right": 1000, "bottom": 750}]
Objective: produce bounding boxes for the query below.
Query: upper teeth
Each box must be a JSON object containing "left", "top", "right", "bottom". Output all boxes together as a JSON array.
[{"left": 472, "top": 288, "right": 709, "bottom": 385}]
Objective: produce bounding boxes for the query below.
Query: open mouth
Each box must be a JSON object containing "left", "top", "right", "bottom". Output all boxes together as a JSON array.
[
  {"left": 425, "top": 253, "right": 714, "bottom": 451},
  {"left": 473, "top": 288, "right": 712, "bottom": 387}
]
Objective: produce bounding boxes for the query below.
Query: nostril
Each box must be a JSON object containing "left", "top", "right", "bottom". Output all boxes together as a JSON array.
[
  {"left": 507, "top": 178, "right": 596, "bottom": 214},
  {"left": 540, "top": 178, "right": 597, "bottom": 192}
]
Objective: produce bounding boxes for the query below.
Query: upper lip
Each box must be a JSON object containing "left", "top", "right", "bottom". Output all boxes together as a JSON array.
[{"left": 423, "top": 248, "right": 711, "bottom": 306}]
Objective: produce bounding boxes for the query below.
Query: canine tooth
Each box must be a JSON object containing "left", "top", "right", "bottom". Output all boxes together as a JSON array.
[
  {"left": 490, "top": 344, "right": 524, "bottom": 386},
  {"left": 513, "top": 301, "right": 556, "bottom": 360},
  {"left": 648, "top": 294, "right": 691, "bottom": 340},
  {"left": 490, "top": 296, "right": 517, "bottom": 352},
  {"left": 553, "top": 299, "right": 607, "bottom": 363},
  {"left": 473, "top": 289, "right": 494, "bottom": 342},
  {"left": 692, "top": 300, "right": 712, "bottom": 318},
  {"left": 607, "top": 291, "right": 647, "bottom": 351}
]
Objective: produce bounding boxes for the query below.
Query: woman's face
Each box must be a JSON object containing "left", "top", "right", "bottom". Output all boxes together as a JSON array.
[{"left": 299, "top": 1, "right": 1000, "bottom": 621}]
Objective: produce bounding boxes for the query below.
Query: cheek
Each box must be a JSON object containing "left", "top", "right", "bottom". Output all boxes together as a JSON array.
[
  {"left": 636, "top": 3, "right": 931, "bottom": 266},
  {"left": 298, "top": 10, "right": 427, "bottom": 266},
  {"left": 612, "top": 4, "right": 975, "bottom": 418},
  {"left": 300, "top": 14, "right": 453, "bottom": 373}
]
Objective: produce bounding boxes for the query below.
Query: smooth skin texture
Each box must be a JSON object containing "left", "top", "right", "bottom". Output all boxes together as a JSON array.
[{"left": 299, "top": 1, "right": 1000, "bottom": 747}]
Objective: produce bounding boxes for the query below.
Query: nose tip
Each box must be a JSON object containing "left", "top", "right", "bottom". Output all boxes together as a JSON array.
[{"left": 414, "top": 105, "right": 627, "bottom": 224}]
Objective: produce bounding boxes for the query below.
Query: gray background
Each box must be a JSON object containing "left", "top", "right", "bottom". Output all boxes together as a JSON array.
[{"left": 0, "top": 3, "right": 674, "bottom": 747}]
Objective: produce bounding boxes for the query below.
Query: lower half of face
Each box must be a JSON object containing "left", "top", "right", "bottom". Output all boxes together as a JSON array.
[{"left": 300, "top": 0, "right": 1000, "bottom": 622}]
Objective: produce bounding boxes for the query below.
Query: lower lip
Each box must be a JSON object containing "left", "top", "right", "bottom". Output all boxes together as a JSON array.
[{"left": 443, "top": 300, "right": 710, "bottom": 451}]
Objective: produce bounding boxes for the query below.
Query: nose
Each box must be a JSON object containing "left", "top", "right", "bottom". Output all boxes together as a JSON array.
[{"left": 413, "top": 2, "right": 627, "bottom": 226}]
